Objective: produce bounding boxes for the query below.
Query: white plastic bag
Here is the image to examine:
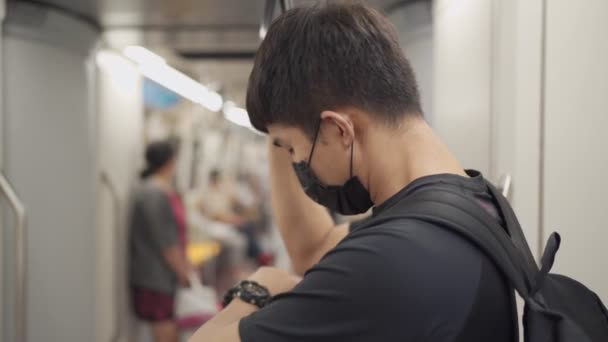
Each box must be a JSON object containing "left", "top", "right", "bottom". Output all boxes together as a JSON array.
[{"left": 175, "top": 273, "right": 218, "bottom": 328}]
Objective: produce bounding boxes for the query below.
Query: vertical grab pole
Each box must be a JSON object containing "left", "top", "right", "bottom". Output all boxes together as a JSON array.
[
  {"left": 100, "top": 172, "right": 122, "bottom": 342},
  {"left": 0, "top": 173, "right": 27, "bottom": 342}
]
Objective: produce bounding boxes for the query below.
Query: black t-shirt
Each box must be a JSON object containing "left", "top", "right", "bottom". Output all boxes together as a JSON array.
[{"left": 240, "top": 171, "right": 516, "bottom": 342}]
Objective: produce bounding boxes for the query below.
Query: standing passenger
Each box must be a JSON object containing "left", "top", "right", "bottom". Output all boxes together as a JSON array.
[
  {"left": 129, "top": 139, "right": 193, "bottom": 342},
  {"left": 192, "top": 3, "right": 516, "bottom": 342}
]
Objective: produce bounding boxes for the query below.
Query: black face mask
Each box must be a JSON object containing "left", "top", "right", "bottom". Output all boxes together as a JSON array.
[{"left": 292, "top": 123, "right": 374, "bottom": 215}]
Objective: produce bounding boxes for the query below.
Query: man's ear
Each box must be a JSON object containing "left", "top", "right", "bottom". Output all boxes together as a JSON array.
[{"left": 320, "top": 110, "right": 354, "bottom": 148}]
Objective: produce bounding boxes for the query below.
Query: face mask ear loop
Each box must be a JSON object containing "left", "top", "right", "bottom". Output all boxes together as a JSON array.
[
  {"left": 308, "top": 120, "right": 322, "bottom": 166},
  {"left": 349, "top": 143, "right": 354, "bottom": 178}
]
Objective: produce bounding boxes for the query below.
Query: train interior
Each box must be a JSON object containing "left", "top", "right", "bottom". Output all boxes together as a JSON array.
[{"left": 0, "top": 0, "right": 607, "bottom": 341}]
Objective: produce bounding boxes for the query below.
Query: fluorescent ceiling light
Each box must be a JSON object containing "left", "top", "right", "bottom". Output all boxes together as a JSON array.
[
  {"left": 124, "top": 46, "right": 227, "bottom": 112},
  {"left": 201, "top": 91, "right": 223, "bottom": 112},
  {"left": 96, "top": 51, "right": 138, "bottom": 90},
  {"left": 96, "top": 51, "right": 135, "bottom": 72},
  {"left": 138, "top": 63, "right": 208, "bottom": 105},
  {"left": 120, "top": 46, "right": 247, "bottom": 121},
  {"left": 124, "top": 46, "right": 166, "bottom": 66},
  {"left": 223, "top": 101, "right": 252, "bottom": 128}
]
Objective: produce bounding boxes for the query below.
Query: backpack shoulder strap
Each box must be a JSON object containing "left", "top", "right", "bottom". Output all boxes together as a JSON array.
[
  {"left": 484, "top": 180, "right": 538, "bottom": 272},
  {"left": 381, "top": 187, "right": 536, "bottom": 298}
]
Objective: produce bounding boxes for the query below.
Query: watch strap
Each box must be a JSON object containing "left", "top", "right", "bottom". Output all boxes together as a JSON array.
[{"left": 223, "top": 280, "right": 271, "bottom": 309}]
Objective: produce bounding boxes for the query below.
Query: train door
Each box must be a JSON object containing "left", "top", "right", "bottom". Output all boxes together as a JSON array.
[
  {"left": 95, "top": 38, "right": 145, "bottom": 342},
  {"left": 1, "top": 2, "right": 99, "bottom": 341}
]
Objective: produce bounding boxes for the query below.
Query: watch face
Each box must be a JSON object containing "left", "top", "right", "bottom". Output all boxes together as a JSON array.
[
  {"left": 243, "top": 282, "right": 269, "bottom": 297},
  {"left": 223, "top": 281, "right": 271, "bottom": 308}
]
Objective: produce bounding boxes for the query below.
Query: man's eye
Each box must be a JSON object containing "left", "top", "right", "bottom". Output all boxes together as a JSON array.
[{"left": 288, "top": 148, "right": 295, "bottom": 155}]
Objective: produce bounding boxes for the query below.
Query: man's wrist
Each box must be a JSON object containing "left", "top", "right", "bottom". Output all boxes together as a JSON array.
[
  {"left": 223, "top": 280, "right": 272, "bottom": 309},
  {"left": 231, "top": 296, "right": 260, "bottom": 310}
]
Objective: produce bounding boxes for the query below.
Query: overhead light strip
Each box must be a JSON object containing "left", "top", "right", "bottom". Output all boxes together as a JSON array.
[
  {"left": 123, "top": 46, "right": 225, "bottom": 113},
  {"left": 98, "top": 46, "right": 253, "bottom": 129}
]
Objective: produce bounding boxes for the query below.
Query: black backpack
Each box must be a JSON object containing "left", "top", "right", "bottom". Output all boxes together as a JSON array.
[{"left": 384, "top": 181, "right": 608, "bottom": 342}]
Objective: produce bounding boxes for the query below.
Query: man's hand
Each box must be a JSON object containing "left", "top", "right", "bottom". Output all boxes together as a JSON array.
[
  {"left": 268, "top": 140, "right": 350, "bottom": 275},
  {"left": 188, "top": 267, "right": 300, "bottom": 342},
  {"left": 248, "top": 267, "right": 301, "bottom": 296}
]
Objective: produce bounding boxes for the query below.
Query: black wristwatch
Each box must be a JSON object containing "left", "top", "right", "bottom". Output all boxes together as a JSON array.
[{"left": 223, "top": 280, "right": 271, "bottom": 309}]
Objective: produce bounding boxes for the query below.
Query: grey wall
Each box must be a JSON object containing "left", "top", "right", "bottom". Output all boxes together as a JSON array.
[
  {"left": 389, "top": 2, "right": 434, "bottom": 125},
  {"left": 490, "top": 0, "right": 545, "bottom": 262},
  {"left": 541, "top": 0, "right": 608, "bottom": 304},
  {"left": 432, "top": 0, "right": 547, "bottom": 260},
  {"left": 0, "top": 0, "right": 6, "bottom": 336},
  {"left": 433, "top": 0, "right": 608, "bottom": 306},
  {"left": 433, "top": 0, "right": 493, "bottom": 175},
  {"left": 3, "top": 4, "right": 99, "bottom": 341}
]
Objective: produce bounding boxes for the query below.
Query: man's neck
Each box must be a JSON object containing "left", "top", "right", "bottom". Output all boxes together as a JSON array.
[{"left": 364, "top": 119, "right": 467, "bottom": 206}]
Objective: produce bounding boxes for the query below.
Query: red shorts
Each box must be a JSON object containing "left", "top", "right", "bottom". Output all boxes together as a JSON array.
[{"left": 131, "top": 287, "right": 175, "bottom": 322}]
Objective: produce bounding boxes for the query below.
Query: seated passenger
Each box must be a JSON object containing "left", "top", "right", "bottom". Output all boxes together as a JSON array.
[
  {"left": 189, "top": 187, "right": 247, "bottom": 294},
  {"left": 191, "top": 3, "right": 516, "bottom": 342},
  {"left": 129, "top": 139, "right": 194, "bottom": 342},
  {"left": 198, "top": 170, "right": 243, "bottom": 227},
  {"left": 197, "top": 169, "right": 269, "bottom": 264}
]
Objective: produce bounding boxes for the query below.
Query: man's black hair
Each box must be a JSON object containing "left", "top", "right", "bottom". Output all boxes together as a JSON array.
[{"left": 246, "top": 2, "right": 422, "bottom": 139}]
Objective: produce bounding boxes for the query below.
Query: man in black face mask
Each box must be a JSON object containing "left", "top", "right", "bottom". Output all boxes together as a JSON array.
[
  {"left": 191, "top": 3, "right": 516, "bottom": 342},
  {"left": 291, "top": 120, "right": 374, "bottom": 216}
]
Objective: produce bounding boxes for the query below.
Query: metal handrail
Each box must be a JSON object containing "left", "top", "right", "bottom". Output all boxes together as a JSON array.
[
  {"left": 499, "top": 173, "right": 513, "bottom": 198},
  {"left": 260, "top": 0, "right": 277, "bottom": 39},
  {"left": 100, "top": 172, "right": 122, "bottom": 342},
  {"left": 280, "top": 0, "right": 293, "bottom": 12},
  {"left": 0, "top": 172, "right": 27, "bottom": 342}
]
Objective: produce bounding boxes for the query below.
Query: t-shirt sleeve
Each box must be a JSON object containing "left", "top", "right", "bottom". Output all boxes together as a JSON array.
[
  {"left": 239, "top": 229, "right": 442, "bottom": 342},
  {"left": 141, "top": 189, "right": 178, "bottom": 250}
]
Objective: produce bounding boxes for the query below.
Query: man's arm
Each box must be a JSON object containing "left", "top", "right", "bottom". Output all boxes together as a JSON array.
[
  {"left": 189, "top": 267, "right": 300, "bottom": 342},
  {"left": 188, "top": 301, "right": 253, "bottom": 342},
  {"left": 268, "top": 140, "right": 348, "bottom": 275}
]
